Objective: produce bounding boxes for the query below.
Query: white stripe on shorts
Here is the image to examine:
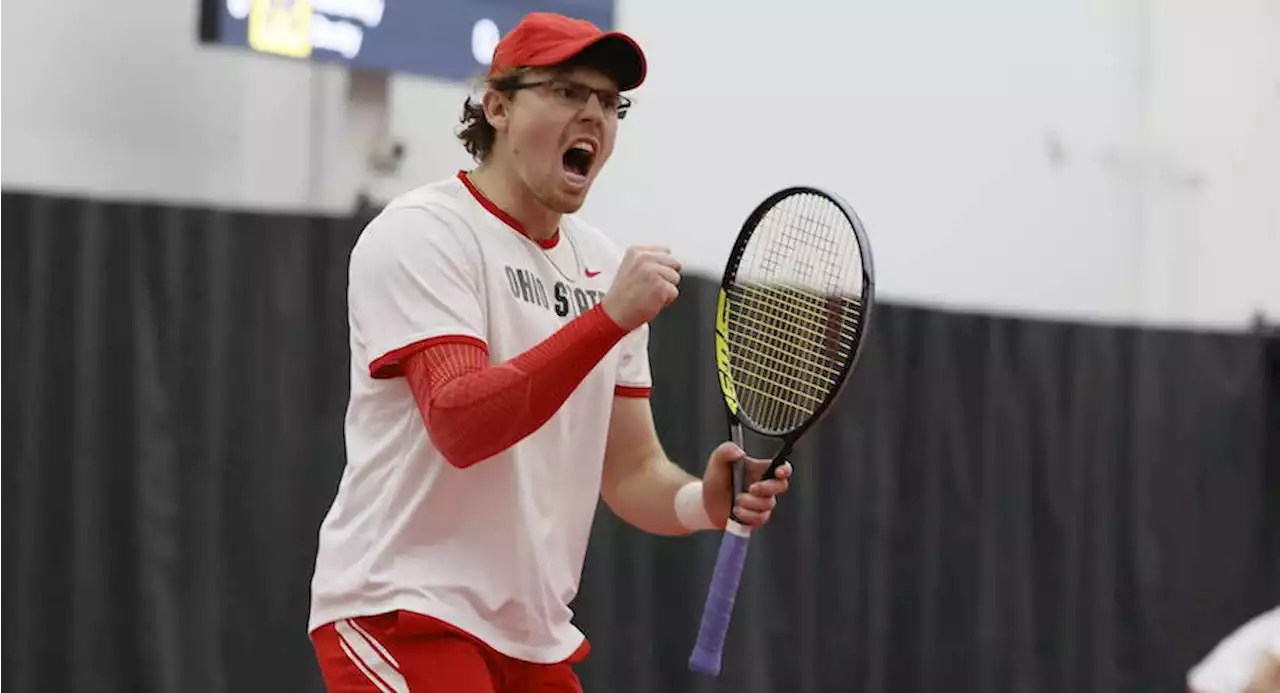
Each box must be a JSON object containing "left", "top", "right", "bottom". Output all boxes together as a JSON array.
[{"left": 335, "top": 619, "right": 408, "bottom": 693}]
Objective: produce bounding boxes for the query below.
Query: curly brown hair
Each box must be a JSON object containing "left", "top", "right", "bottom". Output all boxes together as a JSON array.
[{"left": 456, "top": 68, "right": 530, "bottom": 163}]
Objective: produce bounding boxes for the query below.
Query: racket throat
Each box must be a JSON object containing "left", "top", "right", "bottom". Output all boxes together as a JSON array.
[
  {"left": 762, "top": 442, "right": 793, "bottom": 481},
  {"left": 727, "top": 439, "right": 793, "bottom": 526}
]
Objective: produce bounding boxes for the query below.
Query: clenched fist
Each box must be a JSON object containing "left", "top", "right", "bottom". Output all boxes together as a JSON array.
[{"left": 601, "top": 245, "right": 682, "bottom": 331}]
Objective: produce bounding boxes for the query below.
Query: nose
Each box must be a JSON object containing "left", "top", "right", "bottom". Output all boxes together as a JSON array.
[{"left": 578, "top": 93, "right": 606, "bottom": 122}]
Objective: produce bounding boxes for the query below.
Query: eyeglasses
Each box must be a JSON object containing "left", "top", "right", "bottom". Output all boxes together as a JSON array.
[{"left": 506, "top": 79, "right": 632, "bottom": 120}]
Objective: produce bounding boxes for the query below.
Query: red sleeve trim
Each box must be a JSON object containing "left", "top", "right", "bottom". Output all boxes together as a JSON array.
[
  {"left": 370, "top": 334, "right": 487, "bottom": 380},
  {"left": 615, "top": 385, "right": 651, "bottom": 398}
]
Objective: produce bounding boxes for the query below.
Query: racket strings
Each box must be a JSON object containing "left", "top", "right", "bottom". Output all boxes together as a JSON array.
[
  {"left": 732, "top": 281, "right": 864, "bottom": 324},
  {"left": 724, "top": 302, "right": 845, "bottom": 380},
  {"left": 725, "top": 191, "right": 866, "bottom": 434},
  {"left": 728, "top": 285, "right": 841, "bottom": 427},
  {"left": 727, "top": 285, "right": 861, "bottom": 354}
]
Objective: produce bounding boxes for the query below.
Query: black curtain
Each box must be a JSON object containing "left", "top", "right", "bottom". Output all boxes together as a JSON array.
[{"left": 4, "top": 190, "right": 1277, "bottom": 693}]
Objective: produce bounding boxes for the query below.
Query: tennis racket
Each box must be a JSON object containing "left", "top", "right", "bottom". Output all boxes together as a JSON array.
[{"left": 687, "top": 185, "right": 876, "bottom": 677}]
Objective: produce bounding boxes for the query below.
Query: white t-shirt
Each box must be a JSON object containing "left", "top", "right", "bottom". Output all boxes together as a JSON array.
[
  {"left": 1188, "top": 605, "right": 1280, "bottom": 693},
  {"left": 308, "top": 171, "right": 653, "bottom": 664}
]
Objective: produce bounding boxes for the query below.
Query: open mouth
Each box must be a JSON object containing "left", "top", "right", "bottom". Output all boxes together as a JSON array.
[{"left": 561, "top": 141, "right": 596, "bottom": 179}]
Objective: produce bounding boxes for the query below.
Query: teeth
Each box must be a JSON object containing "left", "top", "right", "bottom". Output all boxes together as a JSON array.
[{"left": 571, "top": 140, "right": 596, "bottom": 154}]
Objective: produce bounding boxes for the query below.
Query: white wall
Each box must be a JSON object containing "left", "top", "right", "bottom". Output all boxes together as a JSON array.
[
  {"left": 3, "top": 0, "right": 1276, "bottom": 329},
  {"left": 1135, "top": 0, "right": 1280, "bottom": 328}
]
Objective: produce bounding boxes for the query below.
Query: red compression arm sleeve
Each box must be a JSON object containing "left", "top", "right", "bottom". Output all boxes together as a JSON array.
[{"left": 402, "top": 304, "right": 629, "bottom": 468}]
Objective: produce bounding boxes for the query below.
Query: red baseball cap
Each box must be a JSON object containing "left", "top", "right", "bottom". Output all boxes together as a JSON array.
[{"left": 488, "top": 12, "right": 648, "bottom": 91}]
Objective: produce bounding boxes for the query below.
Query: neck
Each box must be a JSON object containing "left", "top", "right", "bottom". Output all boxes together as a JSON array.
[{"left": 466, "top": 159, "right": 560, "bottom": 242}]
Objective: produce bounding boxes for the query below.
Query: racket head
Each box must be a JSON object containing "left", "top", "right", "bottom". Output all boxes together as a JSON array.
[{"left": 713, "top": 185, "right": 875, "bottom": 443}]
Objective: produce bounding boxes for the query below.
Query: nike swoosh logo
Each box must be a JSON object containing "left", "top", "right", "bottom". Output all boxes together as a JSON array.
[{"left": 585, "top": 269, "right": 601, "bottom": 278}]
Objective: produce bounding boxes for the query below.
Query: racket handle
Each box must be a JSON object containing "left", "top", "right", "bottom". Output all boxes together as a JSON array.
[{"left": 688, "top": 520, "right": 753, "bottom": 676}]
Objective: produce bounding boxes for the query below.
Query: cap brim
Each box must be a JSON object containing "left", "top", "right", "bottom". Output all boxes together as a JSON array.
[{"left": 546, "top": 32, "right": 648, "bottom": 91}]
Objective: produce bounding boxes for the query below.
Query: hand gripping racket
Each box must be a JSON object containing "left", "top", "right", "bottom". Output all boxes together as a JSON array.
[{"left": 687, "top": 186, "right": 876, "bottom": 677}]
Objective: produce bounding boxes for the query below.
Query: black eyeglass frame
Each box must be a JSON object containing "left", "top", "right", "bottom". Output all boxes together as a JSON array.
[{"left": 502, "top": 78, "right": 633, "bottom": 120}]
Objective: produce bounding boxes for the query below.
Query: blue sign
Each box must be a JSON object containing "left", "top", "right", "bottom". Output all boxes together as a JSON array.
[{"left": 199, "top": 0, "right": 618, "bottom": 82}]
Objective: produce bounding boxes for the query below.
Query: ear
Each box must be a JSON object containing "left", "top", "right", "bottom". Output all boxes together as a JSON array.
[{"left": 481, "top": 88, "right": 512, "bottom": 134}]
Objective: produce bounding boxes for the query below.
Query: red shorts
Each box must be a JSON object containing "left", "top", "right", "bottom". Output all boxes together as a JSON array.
[{"left": 310, "top": 610, "right": 589, "bottom": 693}]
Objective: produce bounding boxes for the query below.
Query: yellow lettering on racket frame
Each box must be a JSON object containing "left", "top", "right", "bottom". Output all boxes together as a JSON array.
[{"left": 715, "top": 289, "right": 740, "bottom": 416}]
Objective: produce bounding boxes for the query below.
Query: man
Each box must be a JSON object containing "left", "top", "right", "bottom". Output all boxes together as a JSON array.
[
  {"left": 1188, "top": 605, "right": 1280, "bottom": 693},
  {"left": 308, "top": 12, "right": 793, "bottom": 692}
]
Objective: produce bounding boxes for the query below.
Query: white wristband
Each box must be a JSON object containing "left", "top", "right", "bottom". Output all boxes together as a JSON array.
[{"left": 674, "top": 481, "right": 716, "bottom": 532}]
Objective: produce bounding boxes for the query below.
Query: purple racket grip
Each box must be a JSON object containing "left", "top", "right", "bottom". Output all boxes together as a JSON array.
[{"left": 688, "top": 522, "right": 752, "bottom": 676}]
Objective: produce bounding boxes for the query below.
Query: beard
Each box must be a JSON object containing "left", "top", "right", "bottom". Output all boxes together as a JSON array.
[
  {"left": 525, "top": 164, "right": 590, "bottom": 215},
  {"left": 535, "top": 185, "right": 587, "bottom": 214}
]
